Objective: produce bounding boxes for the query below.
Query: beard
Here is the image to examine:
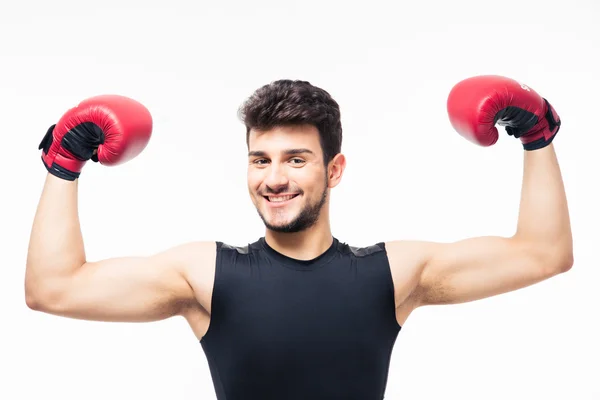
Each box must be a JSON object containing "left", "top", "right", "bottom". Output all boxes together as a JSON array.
[{"left": 256, "top": 177, "right": 328, "bottom": 234}]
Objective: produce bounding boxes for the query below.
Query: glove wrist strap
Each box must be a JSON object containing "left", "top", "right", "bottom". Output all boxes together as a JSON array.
[
  {"left": 522, "top": 134, "right": 557, "bottom": 151},
  {"left": 41, "top": 158, "right": 81, "bottom": 181}
]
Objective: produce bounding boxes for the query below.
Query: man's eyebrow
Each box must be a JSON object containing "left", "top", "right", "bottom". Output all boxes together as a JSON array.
[{"left": 248, "top": 149, "right": 315, "bottom": 157}]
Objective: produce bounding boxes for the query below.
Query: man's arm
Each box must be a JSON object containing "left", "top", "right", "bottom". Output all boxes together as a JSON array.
[
  {"left": 390, "top": 144, "right": 572, "bottom": 308},
  {"left": 25, "top": 175, "right": 213, "bottom": 322},
  {"left": 390, "top": 75, "right": 572, "bottom": 309}
]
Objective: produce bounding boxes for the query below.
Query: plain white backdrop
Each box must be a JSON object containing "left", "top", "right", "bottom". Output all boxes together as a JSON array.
[{"left": 1, "top": 0, "right": 598, "bottom": 398}]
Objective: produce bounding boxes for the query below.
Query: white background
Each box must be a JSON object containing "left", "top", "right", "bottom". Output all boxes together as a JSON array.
[{"left": 2, "top": 0, "right": 599, "bottom": 399}]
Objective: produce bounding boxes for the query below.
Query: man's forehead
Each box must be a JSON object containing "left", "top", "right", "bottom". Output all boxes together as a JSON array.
[{"left": 247, "top": 125, "right": 321, "bottom": 153}]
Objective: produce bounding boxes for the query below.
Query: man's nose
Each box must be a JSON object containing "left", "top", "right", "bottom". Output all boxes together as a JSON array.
[{"left": 264, "top": 164, "right": 289, "bottom": 191}]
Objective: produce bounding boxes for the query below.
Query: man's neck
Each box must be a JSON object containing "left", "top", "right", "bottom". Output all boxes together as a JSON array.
[{"left": 264, "top": 226, "right": 333, "bottom": 261}]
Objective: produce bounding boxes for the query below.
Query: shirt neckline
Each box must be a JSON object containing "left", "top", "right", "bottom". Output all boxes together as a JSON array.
[{"left": 258, "top": 236, "right": 340, "bottom": 271}]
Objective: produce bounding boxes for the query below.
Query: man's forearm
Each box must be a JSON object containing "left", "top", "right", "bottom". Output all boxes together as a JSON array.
[
  {"left": 26, "top": 174, "right": 86, "bottom": 300},
  {"left": 515, "top": 144, "right": 573, "bottom": 267}
]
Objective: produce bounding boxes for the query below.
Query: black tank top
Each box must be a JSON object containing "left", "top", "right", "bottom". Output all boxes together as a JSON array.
[{"left": 200, "top": 237, "right": 401, "bottom": 400}]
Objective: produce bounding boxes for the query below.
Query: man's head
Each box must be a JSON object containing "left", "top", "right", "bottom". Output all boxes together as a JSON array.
[{"left": 239, "top": 80, "right": 345, "bottom": 233}]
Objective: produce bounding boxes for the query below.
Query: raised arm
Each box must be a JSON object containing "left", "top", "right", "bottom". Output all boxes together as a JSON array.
[
  {"left": 26, "top": 175, "right": 214, "bottom": 322},
  {"left": 388, "top": 76, "right": 573, "bottom": 310},
  {"left": 25, "top": 95, "right": 211, "bottom": 322}
]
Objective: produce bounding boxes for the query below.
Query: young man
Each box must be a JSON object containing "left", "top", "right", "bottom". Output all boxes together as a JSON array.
[{"left": 26, "top": 76, "right": 573, "bottom": 400}]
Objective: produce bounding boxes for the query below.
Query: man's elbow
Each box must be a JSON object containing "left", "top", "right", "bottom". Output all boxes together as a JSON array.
[
  {"left": 25, "top": 281, "right": 64, "bottom": 312},
  {"left": 25, "top": 286, "right": 48, "bottom": 312},
  {"left": 519, "top": 235, "right": 574, "bottom": 277},
  {"left": 557, "top": 251, "right": 574, "bottom": 273},
  {"left": 542, "top": 249, "right": 574, "bottom": 276}
]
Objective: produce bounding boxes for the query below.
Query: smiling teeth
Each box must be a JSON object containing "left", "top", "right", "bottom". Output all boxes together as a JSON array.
[{"left": 268, "top": 195, "right": 296, "bottom": 202}]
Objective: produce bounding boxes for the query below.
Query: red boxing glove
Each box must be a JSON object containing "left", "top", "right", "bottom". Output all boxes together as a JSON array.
[
  {"left": 446, "top": 75, "right": 561, "bottom": 150},
  {"left": 39, "top": 95, "right": 153, "bottom": 181}
]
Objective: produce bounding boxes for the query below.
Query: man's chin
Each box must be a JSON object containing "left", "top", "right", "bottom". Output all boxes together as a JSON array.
[
  {"left": 263, "top": 217, "right": 298, "bottom": 233},
  {"left": 266, "top": 225, "right": 298, "bottom": 234}
]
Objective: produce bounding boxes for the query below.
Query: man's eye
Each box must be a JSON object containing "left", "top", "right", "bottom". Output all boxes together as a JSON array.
[
  {"left": 254, "top": 159, "right": 269, "bottom": 165},
  {"left": 290, "top": 158, "right": 305, "bottom": 164}
]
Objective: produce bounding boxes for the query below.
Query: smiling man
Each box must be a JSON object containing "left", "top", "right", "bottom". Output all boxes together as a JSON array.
[
  {"left": 247, "top": 126, "right": 331, "bottom": 235},
  {"left": 26, "top": 77, "right": 573, "bottom": 400}
]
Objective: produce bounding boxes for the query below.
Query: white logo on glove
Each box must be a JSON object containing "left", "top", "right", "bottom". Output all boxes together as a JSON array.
[{"left": 520, "top": 83, "right": 531, "bottom": 91}]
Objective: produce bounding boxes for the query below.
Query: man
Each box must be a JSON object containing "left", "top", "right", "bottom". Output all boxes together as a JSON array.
[{"left": 25, "top": 76, "right": 573, "bottom": 400}]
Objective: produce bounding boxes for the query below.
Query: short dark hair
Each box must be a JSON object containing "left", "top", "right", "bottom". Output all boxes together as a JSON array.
[{"left": 238, "top": 79, "right": 342, "bottom": 165}]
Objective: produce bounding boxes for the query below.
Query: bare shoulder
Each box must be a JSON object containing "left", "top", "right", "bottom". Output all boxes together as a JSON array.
[{"left": 169, "top": 240, "right": 217, "bottom": 268}]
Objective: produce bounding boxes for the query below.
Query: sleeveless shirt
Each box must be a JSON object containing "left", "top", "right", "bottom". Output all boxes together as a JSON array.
[{"left": 200, "top": 237, "right": 401, "bottom": 399}]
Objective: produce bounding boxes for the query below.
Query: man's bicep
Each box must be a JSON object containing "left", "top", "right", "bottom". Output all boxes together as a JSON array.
[
  {"left": 39, "top": 241, "right": 213, "bottom": 322},
  {"left": 414, "top": 236, "right": 559, "bottom": 307}
]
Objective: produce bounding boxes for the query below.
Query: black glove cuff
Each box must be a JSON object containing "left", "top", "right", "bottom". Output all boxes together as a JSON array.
[
  {"left": 522, "top": 132, "right": 558, "bottom": 151},
  {"left": 41, "top": 157, "right": 81, "bottom": 181}
]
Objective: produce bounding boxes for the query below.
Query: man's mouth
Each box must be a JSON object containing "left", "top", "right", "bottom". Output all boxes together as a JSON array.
[{"left": 263, "top": 194, "right": 299, "bottom": 203}]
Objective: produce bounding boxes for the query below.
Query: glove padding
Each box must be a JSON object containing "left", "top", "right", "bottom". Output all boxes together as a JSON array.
[
  {"left": 446, "top": 75, "right": 561, "bottom": 150},
  {"left": 39, "top": 95, "right": 153, "bottom": 180}
]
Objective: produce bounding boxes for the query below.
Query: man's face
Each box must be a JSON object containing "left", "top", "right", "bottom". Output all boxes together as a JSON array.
[{"left": 247, "top": 125, "right": 329, "bottom": 233}]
